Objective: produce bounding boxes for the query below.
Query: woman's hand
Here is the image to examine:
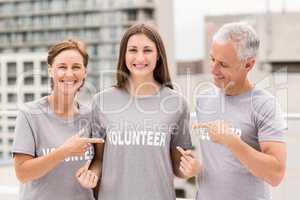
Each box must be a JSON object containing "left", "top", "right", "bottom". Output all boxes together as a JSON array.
[
  {"left": 61, "top": 129, "right": 104, "bottom": 157},
  {"left": 177, "top": 146, "right": 202, "bottom": 178},
  {"left": 76, "top": 164, "right": 99, "bottom": 189}
]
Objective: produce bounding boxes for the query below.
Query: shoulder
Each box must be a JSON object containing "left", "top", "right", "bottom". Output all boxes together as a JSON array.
[
  {"left": 195, "top": 86, "right": 219, "bottom": 106},
  {"left": 78, "top": 102, "right": 92, "bottom": 115},
  {"left": 162, "top": 87, "right": 186, "bottom": 100},
  {"left": 160, "top": 87, "right": 189, "bottom": 112},
  {"left": 93, "top": 87, "right": 124, "bottom": 102},
  {"left": 250, "top": 87, "right": 277, "bottom": 111},
  {"left": 92, "top": 87, "right": 129, "bottom": 113},
  {"left": 18, "top": 97, "right": 48, "bottom": 117}
]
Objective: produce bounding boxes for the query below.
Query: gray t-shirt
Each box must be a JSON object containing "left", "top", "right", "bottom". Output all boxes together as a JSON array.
[
  {"left": 195, "top": 86, "right": 287, "bottom": 200},
  {"left": 13, "top": 97, "right": 95, "bottom": 200},
  {"left": 92, "top": 87, "right": 192, "bottom": 200}
]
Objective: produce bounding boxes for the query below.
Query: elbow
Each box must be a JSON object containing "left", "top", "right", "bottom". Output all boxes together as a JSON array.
[
  {"left": 269, "top": 174, "right": 284, "bottom": 187},
  {"left": 15, "top": 167, "right": 31, "bottom": 184},
  {"left": 269, "top": 166, "right": 286, "bottom": 187},
  {"left": 16, "top": 173, "right": 29, "bottom": 184}
]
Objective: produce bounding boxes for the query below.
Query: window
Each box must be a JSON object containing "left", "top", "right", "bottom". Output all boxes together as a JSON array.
[
  {"left": 7, "top": 62, "right": 17, "bottom": 85},
  {"left": 0, "top": 62, "right": 1, "bottom": 85},
  {"left": 92, "top": 45, "right": 98, "bottom": 56},
  {"left": 7, "top": 77, "right": 17, "bottom": 85},
  {"left": 1, "top": 3, "right": 14, "bottom": 14},
  {"left": 8, "top": 138, "right": 14, "bottom": 145},
  {"left": 41, "top": 93, "right": 49, "bottom": 97},
  {"left": 40, "top": 61, "right": 47, "bottom": 72},
  {"left": 41, "top": 61, "right": 49, "bottom": 85},
  {"left": 24, "top": 62, "right": 34, "bottom": 72},
  {"left": 144, "top": 9, "right": 154, "bottom": 20},
  {"left": 7, "top": 62, "right": 17, "bottom": 74},
  {"left": 24, "top": 76, "right": 34, "bottom": 85},
  {"left": 110, "top": 28, "right": 117, "bottom": 39},
  {"left": 24, "top": 93, "right": 34, "bottom": 102},
  {"left": 7, "top": 93, "right": 17, "bottom": 103},
  {"left": 41, "top": 76, "right": 49, "bottom": 85},
  {"left": 24, "top": 61, "right": 34, "bottom": 85},
  {"left": 22, "top": 32, "right": 28, "bottom": 42},
  {"left": 8, "top": 151, "right": 13, "bottom": 158},
  {"left": 7, "top": 116, "right": 16, "bottom": 120},
  {"left": 8, "top": 126, "right": 15, "bottom": 133},
  {"left": 271, "top": 62, "right": 300, "bottom": 73},
  {"left": 127, "top": 10, "right": 137, "bottom": 21}
]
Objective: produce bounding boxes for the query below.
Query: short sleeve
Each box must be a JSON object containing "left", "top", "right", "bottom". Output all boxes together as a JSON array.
[
  {"left": 255, "top": 97, "right": 287, "bottom": 142},
  {"left": 170, "top": 99, "right": 193, "bottom": 150},
  {"left": 12, "top": 110, "right": 36, "bottom": 157},
  {"left": 91, "top": 95, "right": 106, "bottom": 139}
]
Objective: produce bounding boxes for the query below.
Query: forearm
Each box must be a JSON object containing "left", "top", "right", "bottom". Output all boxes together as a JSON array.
[
  {"left": 15, "top": 147, "right": 67, "bottom": 183},
  {"left": 89, "top": 157, "right": 101, "bottom": 176},
  {"left": 227, "top": 138, "right": 285, "bottom": 186},
  {"left": 89, "top": 143, "right": 104, "bottom": 177}
]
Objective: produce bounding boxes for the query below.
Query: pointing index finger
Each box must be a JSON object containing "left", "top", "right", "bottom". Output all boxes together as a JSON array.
[
  {"left": 192, "top": 122, "right": 208, "bottom": 129},
  {"left": 81, "top": 138, "right": 105, "bottom": 144},
  {"left": 177, "top": 146, "right": 194, "bottom": 158},
  {"left": 78, "top": 128, "right": 86, "bottom": 137}
]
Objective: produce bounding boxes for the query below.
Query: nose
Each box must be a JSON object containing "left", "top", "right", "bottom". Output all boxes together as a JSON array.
[
  {"left": 136, "top": 52, "right": 145, "bottom": 62},
  {"left": 64, "top": 68, "right": 74, "bottom": 77},
  {"left": 211, "top": 60, "right": 220, "bottom": 75}
]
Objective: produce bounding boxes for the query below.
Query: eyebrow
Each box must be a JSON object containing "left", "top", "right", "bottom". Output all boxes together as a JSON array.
[
  {"left": 56, "top": 62, "right": 82, "bottom": 66},
  {"left": 127, "top": 45, "right": 154, "bottom": 48}
]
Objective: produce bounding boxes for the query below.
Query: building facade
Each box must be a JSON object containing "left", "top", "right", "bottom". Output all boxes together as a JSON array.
[
  {"left": 0, "top": 0, "right": 175, "bottom": 88},
  {"left": 0, "top": 52, "right": 48, "bottom": 161}
]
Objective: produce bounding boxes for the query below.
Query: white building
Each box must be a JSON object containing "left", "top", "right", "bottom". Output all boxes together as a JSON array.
[
  {"left": 0, "top": 0, "right": 175, "bottom": 89},
  {"left": 0, "top": 52, "right": 48, "bottom": 161}
]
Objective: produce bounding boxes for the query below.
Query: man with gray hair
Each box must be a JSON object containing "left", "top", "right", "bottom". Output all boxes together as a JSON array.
[{"left": 187, "top": 22, "right": 287, "bottom": 200}]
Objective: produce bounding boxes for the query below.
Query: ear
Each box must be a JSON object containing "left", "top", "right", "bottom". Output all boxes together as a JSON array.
[
  {"left": 83, "top": 67, "right": 87, "bottom": 78},
  {"left": 244, "top": 58, "right": 255, "bottom": 72},
  {"left": 48, "top": 64, "right": 53, "bottom": 77}
]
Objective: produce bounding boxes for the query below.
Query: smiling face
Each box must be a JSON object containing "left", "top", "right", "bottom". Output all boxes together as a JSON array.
[
  {"left": 210, "top": 40, "right": 249, "bottom": 93},
  {"left": 49, "top": 49, "right": 86, "bottom": 96},
  {"left": 125, "top": 33, "right": 158, "bottom": 80}
]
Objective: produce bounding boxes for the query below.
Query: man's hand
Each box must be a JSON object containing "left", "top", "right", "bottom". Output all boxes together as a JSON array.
[
  {"left": 176, "top": 146, "right": 201, "bottom": 178},
  {"left": 76, "top": 163, "right": 99, "bottom": 189},
  {"left": 193, "top": 120, "right": 240, "bottom": 146}
]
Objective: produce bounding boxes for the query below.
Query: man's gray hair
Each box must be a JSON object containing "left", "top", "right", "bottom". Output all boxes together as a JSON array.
[{"left": 213, "top": 22, "right": 260, "bottom": 61}]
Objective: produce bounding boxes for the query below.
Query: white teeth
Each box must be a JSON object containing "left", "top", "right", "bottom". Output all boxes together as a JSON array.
[
  {"left": 134, "top": 64, "right": 147, "bottom": 68},
  {"left": 61, "top": 80, "right": 75, "bottom": 85},
  {"left": 214, "top": 76, "right": 224, "bottom": 80}
]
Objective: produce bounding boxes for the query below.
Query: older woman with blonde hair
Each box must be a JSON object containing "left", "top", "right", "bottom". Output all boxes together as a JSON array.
[{"left": 13, "top": 39, "right": 103, "bottom": 200}]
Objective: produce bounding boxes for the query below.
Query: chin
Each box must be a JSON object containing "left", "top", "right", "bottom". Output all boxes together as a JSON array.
[
  {"left": 131, "top": 70, "right": 153, "bottom": 77},
  {"left": 213, "top": 80, "right": 223, "bottom": 88},
  {"left": 58, "top": 88, "right": 78, "bottom": 96}
]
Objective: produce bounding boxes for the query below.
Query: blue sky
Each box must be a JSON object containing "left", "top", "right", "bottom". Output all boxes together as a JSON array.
[{"left": 175, "top": 0, "right": 300, "bottom": 60}]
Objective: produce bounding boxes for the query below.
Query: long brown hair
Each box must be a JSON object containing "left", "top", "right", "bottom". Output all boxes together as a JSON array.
[
  {"left": 47, "top": 39, "right": 89, "bottom": 90},
  {"left": 115, "top": 23, "right": 173, "bottom": 89}
]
